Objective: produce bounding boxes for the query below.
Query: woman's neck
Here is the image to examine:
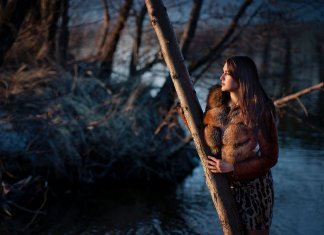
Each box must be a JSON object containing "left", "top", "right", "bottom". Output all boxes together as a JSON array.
[{"left": 229, "top": 91, "right": 241, "bottom": 108}]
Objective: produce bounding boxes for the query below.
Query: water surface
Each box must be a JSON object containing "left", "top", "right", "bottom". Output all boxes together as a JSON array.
[{"left": 33, "top": 130, "right": 324, "bottom": 235}]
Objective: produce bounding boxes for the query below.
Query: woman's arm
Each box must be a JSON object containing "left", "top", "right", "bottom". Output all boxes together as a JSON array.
[{"left": 232, "top": 114, "right": 279, "bottom": 181}]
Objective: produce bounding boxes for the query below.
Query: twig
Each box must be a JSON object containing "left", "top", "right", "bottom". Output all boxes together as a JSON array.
[
  {"left": 23, "top": 186, "right": 49, "bottom": 230},
  {"left": 295, "top": 97, "right": 308, "bottom": 117},
  {"left": 6, "top": 201, "right": 46, "bottom": 215},
  {"left": 154, "top": 103, "right": 177, "bottom": 135}
]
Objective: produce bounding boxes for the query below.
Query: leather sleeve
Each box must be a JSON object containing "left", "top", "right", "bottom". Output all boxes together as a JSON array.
[{"left": 232, "top": 113, "right": 279, "bottom": 181}]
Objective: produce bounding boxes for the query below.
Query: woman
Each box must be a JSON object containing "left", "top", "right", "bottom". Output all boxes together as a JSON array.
[{"left": 206, "top": 56, "right": 278, "bottom": 235}]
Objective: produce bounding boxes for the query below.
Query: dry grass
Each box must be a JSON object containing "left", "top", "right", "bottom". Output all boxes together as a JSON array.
[
  {"left": 0, "top": 65, "right": 192, "bottom": 184},
  {"left": 0, "top": 65, "right": 56, "bottom": 99}
]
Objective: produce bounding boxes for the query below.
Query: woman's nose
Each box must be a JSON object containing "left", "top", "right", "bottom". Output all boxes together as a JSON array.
[{"left": 220, "top": 74, "right": 224, "bottom": 81}]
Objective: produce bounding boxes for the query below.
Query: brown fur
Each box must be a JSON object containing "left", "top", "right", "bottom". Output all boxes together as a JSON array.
[
  {"left": 205, "top": 85, "right": 226, "bottom": 110},
  {"left": 222, "top": 135, "right": 257, "bottom": 164},
  {"left": 203, "top": 107, "right": 228, "bottom": 127},
  {"left": 204, "top": 126, "right": 222, "bottom": 155},
  {"left": 203, "top": 85, "right": 229, "bottom": 157},
  {"left": 203, "top": 85, "right": 257, "bottom": 162},
  {"left": 222, "top": 108, "right": 258, "bottom": 164}
]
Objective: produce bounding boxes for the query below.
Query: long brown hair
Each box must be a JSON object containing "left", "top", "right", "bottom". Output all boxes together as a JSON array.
[{"left": 225, "top": 56, "right": 277, "bottom": 139}]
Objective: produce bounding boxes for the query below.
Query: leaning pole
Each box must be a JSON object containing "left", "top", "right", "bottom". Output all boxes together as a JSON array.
[{"left": 145, "top": 1, "right": 243, "bottom": 234}]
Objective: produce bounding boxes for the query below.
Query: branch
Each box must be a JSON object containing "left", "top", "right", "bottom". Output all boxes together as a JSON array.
[
  {"left": 179, "top": 0, "right": 203, "bottom": 58},
  {"left": 188, "top": 0, "right": 253, "bottom": 74},
  {"left": 193, "top": 2, "right": 263, "bottom": 83},
  {"left": 129, "top": 2, "right": 147, "bottom": 76},
  {"left": 274, "top": 82, "right": 324, "bottom": 108},
  {"left": 99, "top": 0, "right": 133, "bottom": 79},
  {"left": 97, "top": 0, "right": 110, "bottom": 53}
]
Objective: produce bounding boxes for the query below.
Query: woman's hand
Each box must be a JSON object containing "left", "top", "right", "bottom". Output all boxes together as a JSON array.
[{"left": 207, "top": 156, "right": 234, "bottom": 173}]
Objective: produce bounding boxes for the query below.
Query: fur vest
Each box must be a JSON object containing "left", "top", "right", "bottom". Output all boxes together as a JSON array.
[{"left": 203, "top": 85, "right": 258, "bottom": 164}]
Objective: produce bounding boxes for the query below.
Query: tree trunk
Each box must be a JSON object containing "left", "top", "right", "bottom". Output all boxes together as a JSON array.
[
  {"left": 282, "top": 36, "right": 292, "bottom": 91},
  {"left": 179, "top": 0, "right": 203, "bottom": 57},
  {"left": 260, "top": 32, "right": 271, "bottom": 79},
  {"left": 0, "top": 0, "right": 36, "bottom": 66},
  {"left": 315, "top": 36, "right": 324, "bottom": 117},
  {"left": 56, "top": 0, "right": 69, "bottom": 67},
  {"left": 0, "top": 162, "right": 2, "bottom": 196},
  {"left": 145, "top": 1, "right": 243, "bottom": 234},
  {"left": 96, "top": 0, "right": 110, "bottom": 54},
  {"left": 35, "top": 0, "right": 61, "bottom": 60},
  {"left": 99, "top": 0, "right": 133, "bottom": 80},
  {"left": 129, "top": 3, "right": 147, "bottom": 77},
  {"left": 154, "top": 0, "right": 204, "bottom": 112}
]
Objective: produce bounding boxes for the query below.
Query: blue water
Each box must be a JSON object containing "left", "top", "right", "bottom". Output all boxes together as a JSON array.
[
  {"left": 271, "top": 136, "right": 324, "bottom": 235},
  {"left": 34, "top": 131, "right": 324, "bottom": 235}
]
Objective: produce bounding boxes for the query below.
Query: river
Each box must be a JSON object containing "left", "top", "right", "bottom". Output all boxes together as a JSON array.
[{"left": 30, "top": 126, "right": 323, "bottom": 235}]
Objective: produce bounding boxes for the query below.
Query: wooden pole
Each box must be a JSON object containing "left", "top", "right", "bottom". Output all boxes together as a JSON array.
[{"left": 145, "top": 1, "right": 243, "bottom": 234}]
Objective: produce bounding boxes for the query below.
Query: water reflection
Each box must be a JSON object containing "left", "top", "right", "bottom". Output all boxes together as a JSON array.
[
  {"left": 34, "top": 182, "right": 216, "bottom": 235},
  {"left": 29, "top": 131, "right": 324, "bottom": 235},
  {"left": 271, "top": 135, "right": 324, "bottom": 235}
]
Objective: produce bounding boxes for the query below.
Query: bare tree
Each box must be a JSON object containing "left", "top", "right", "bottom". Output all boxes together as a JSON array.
[
  {"left": 36, "top": 0, "right": 61, "bottom": 60},
  {"left": 56, "top": 0, "right": 70, "bottom": 66},
  {"left": 145, "top": 1, "right": 243, "bottom": 234},
  {"left": 153, "top": 0, "right": 204, "bottom": 136},
  {"left": 129, "top": 2, "right": 147, "bottom": 77},
  {"left": 188, "top": 0, "right": 253, "bottom": 74},
  {"left": 154, "top": 0, "right": 204, "bottom": 112},
  {"left": 98, "top": 0, "right": 133, "bottom": 80},
  {"left": 260, "top": 33, "right": 272, "bottom": 78},
  {"left": 96, "top": 0, "right": 110, "bottom": 54},
  {"left": 179, "top": 0, "right": 203, "bottom": 57}
]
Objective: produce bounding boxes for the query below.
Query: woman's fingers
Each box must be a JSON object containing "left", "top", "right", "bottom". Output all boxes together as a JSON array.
[
  {"left": 207, "top": 155, "right": 218, "bottom": 162},
  {"left": 207, "top": 160, "right": 216, "bottom": 166},
  {"left": 206, "top": 156, "right": 234, "bottom": 173},
  {"left": 207, "top": 156, "right": 222, "bottom": 172}
]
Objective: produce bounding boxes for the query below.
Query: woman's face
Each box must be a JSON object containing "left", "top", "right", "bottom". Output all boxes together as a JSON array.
[{"left": 220, "top": 62, "right": 239, "bottom": 92}]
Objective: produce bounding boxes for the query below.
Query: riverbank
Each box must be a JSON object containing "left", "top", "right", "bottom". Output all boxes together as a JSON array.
[
  {"left": 0, "top": 65, "right": 199, "bottom": 234},
  {"left": 3, "top": 129, "right": 322, "bottom": 235}
]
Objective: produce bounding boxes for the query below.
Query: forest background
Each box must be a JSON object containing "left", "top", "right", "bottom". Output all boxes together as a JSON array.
[{"left": 0, "top": 0, "right": 323, "bottom": 233}]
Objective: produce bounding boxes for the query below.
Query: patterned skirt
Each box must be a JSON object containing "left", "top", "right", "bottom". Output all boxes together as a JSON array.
[{"left": 231, "top": 171, "right": 274, "bottom": 231}]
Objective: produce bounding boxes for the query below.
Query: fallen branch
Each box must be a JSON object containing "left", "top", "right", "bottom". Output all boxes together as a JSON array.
[{"left": 274, "top": 82, "right": 324, "bottom": 108}]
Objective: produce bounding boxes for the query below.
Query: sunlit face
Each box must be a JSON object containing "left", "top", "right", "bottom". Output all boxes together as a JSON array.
[{"left": 220, "top": 62, "right": 239, "bottom": 92}]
